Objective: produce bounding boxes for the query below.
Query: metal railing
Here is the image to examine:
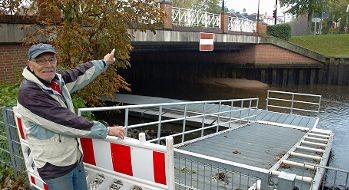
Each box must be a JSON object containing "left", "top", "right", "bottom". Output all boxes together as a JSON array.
[
  {"left": 78, "top": 98, "right": 259, "bottom": 146},
  {"left": 309, "top": 163, "right": 349, "bottom": 190},
  {"left": 174, "top": 149, "right": 269, "bottom": 190},
  {"left": 172, "top": 7, "right": 220, "bottom": 28},
  {"left": 228, "top": 16, "right": 256, "bottom": 33},
  {"left": 0, "top": 107, "right": 25, "bottom": 176},
  {"left": 266, "top": 90, "right": 322, "bottom": 116},
  {"left": 172, "top": 7, "right": 257, "bottom": 33}
]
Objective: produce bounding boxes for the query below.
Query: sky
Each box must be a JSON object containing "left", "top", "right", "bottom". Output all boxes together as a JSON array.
[{"left": 226, "top": 0, "right": 286, "bottom": 16}]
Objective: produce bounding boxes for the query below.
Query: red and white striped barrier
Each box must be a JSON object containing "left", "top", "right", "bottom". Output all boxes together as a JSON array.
[
  {"left": 80, "top": 136, "right": 175, "bottom": 189},
  {"left": 29, "top": 174, "right": 49, "bottom": 190},
  {"left": 13, "top": 107, "right": 175, "bottom": 190},
  {"left": 13, "top": 107, "right": 49, "bottom": 190},
  {"left": 14, "top": 110, "right": 27, "bottom": 142}
]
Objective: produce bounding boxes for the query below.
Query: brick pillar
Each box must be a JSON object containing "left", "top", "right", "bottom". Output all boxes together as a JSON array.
[
  {"left": 160, "top": 1, "right": 172, "bottom": 30},
  {"left": 220, "top": 13, "right": 229, "bottom": 33},
  {"left": 37, "top": 0, "right": 61, "bottom": 23},
  {"left": 256, "top": 21, "right": 267, "bottom": 36}
]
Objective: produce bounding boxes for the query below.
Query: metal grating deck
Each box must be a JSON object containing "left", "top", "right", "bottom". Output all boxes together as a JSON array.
[{"left": 178, "top": 122, "right": 306, "bottom": 169}]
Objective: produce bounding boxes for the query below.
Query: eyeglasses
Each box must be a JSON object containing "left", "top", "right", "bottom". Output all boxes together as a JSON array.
[{"left": 33, "top": 57, "right": 57, "bottom": 65}]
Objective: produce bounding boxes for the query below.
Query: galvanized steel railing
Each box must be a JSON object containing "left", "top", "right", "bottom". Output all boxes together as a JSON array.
[
  {"left": 174, "top": 148, "right": 269, "bottom": 190},
  {"left": 266, "top": 90, "right": 322, "bottom": 116},
  {"left": 78, "top": 98, "right": 259, "bottom": 146},
  {"left": 77, "top": 98, "right": 266, "bottom": 189}
]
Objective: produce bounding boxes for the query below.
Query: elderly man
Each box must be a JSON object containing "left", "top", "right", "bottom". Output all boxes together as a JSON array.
[{"left": 17, "top": 43, "right": 125, "bottom": 190}]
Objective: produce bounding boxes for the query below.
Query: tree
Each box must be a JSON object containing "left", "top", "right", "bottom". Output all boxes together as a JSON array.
[
  {"left": 326, "top": 0, "right": 349, "bottom": 33},
  {"left": 279, "top": 0, "right": 328, "bottom": 33},
  {"left": 172, "top": 0, "right": 222, "bottom": 14},
  {"left": 1, "top": 0, "right": 164, "bottom": 106}
]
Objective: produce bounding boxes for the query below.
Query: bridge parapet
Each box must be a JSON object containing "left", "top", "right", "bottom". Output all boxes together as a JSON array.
[{"left": 170, "top": 6, "right": 257, "bottom": 34}]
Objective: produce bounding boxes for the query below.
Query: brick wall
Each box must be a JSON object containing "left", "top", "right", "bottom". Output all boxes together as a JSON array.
[
  {"left": 0, "top": 44, "right": 28, "bottom": 84},
  {"left": 254, "top": 44, "right": 321, "bottom": 65}
]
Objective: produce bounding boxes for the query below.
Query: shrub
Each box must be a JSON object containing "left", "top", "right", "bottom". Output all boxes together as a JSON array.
[{"left": 267, "top": 23, "right": 292, "bottom": 40}]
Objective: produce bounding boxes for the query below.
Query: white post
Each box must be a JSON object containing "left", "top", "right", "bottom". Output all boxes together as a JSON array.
[
  {"left": 139, "top": 133, "right": 146, "bottom": 142},
  {"left": 166, "top": 136, "right": 175, "bottom": 190}
]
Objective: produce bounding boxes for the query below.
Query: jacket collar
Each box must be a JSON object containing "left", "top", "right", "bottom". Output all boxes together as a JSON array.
[{"left": 22, "top": 67, "right": 61, "bottom": 90}]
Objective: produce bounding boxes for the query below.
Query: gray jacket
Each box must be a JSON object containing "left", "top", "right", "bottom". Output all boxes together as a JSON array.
[{"left": 17, "top": 60, "right": 109, "bottom": 173}]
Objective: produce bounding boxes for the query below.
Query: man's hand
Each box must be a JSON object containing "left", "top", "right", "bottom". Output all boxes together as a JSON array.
[
  {"left": 103, "top": 48, "right": 116, "bottom": 65},
  {"left": 107, "top": 125, "right": 125, "bottom": 139}
]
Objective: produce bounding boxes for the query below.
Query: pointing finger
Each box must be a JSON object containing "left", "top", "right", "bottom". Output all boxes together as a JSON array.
[{"left": 111, "top": 48, "right": 115, "bottom": 55}]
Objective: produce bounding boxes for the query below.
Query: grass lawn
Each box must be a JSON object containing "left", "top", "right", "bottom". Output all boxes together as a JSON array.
[{"left": 289, "top": 34, "right": 349, "bottom": 58}]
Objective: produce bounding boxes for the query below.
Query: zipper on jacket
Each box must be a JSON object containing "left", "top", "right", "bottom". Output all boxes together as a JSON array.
[{"left": 59, "top": 134, "right": 61, "bottom": 142}]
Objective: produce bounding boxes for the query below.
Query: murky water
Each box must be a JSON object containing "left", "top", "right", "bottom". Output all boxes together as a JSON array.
[{"left": 131, "top": 80, "right": 349, "bottom": 171}]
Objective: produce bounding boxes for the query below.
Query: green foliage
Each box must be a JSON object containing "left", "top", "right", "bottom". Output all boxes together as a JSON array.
[
  {"left": 172, "top": 0, "right": 222, "bottom": 13},
  {"left": 323, "top": 0, "right": 349, "bottom": 33},
  {"left": 0, "top": 164, "right": 27, "bottom": 189},
  {"left": 72, "top": 95, "right": 95, "bottom": 120},
  {"left": 0, "top": 164, "right": 14, "bottom": 184},
  {"left": 279, "top": 0, "right": 326, "bottom": 16},
  {"left": 4, "top": 0, "right": 165, "bottom": 106},
  {"left": 279, "top": 0, "right": 328, "bottom": 33},
  {"left": 267, "top": 24, "right": 292, "bottom": 40},
  {"left": 290, "top": 34, "right": 349, "bottom": 58},
  {"left": 0, "top": 83, "right": 19, "bottom": 107}
]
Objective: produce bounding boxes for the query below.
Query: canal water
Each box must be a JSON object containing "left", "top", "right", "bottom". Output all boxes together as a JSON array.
[{"left": 130, "top": 79, "right": 349, "bottom": 172}]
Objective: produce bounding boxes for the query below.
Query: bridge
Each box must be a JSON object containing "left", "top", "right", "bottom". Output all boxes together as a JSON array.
[{"left": 0, "top": 2, "right": 334, "bottom": 86}]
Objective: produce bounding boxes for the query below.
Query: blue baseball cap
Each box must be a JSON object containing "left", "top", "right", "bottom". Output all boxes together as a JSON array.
[{"left": 28, "top": 43, "right": 56, "bottom": 59}]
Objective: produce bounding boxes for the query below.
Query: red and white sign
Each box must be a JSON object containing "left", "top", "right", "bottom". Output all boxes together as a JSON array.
[
  {"left": 199, "top": 32, "right": 215, "bottom": 51},
  {"left": 80, "top": 138, "right": 167, "bottom": 185}
]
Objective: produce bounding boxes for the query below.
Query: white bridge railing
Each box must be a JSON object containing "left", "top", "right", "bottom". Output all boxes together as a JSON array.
[
  {"left": 172, "top": 7, "right": 220, "bottom": 28},
  {"left": 228, "top": 16, "right": 256, "bottom": 33},
  {"left": 172, "top": 7, "right": 256, "bottom": 33}
]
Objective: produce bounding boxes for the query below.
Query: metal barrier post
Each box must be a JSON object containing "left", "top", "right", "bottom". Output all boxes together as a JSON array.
[
  {"left": 157, "top": 105, "right": 163, "bottom": 144},
  {"left": 291, "top": 94, "right": 295, "bottom": 114},
  {"left": 181, "top": 104, "right": 187, "bottom": 143},
  {"left": 166, "top": 136, "right": 175, "bottom": 190},
  {"left": 200, "top": 103, "right": 206, "bottom": 137}
]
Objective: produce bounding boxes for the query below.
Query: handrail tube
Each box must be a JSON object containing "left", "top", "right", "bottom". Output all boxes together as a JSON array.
[
  {"left": 305, "top": 162, "right": 349, "bottom": 173},
  {"left": 291, "top": 94, "right": 294, "bottom": 114},
  {"left": 267, "top": 97, "right": 320, "bottom": 105},
  {"left": 147, "top": 118, "right": 242, "bottom": 143},
  {"left": 147, "top": 115, "right": 255, "bottom": 143},
  {"left": 125, "top": 107, "right": 256, "bottom": 129},
  {"left": 216, "top": 101, "right": 221, "bottom": 133},
  {"left": 267, "top": 105, "right": 319, "bottom": 113},
  {"left": 200, "top": 103, "right": 206, "bottom": 137},
  {"left": 124, "top": 108, "right": 129, "bottom": 137},
  {"left": 229, "top": 101, "right": 233, "bottom": 128},
  {"left": 157, "top": 105, "right": 163, "bottom": 144},
  {"left": 271, "top": 170, "right": 312, "bottom": 183},
  {"left": 268, "top": 90, "right": 321, "bottom": 98},
  {"left": 181, "top": 105, "right": 187, "bottom": 143},
  {"left": 79, "top": 98, "right": 259, "bottom": 113},
  {"left": 296, "top": 145, "right": 325, "bottom": 153},
  {"left": 105, "top": 136, "right": 167, "bottom": 152}
]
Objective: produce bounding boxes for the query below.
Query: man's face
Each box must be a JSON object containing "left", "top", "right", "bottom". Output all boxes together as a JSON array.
[{"left": 28, "top": 53, "right": 57, "bottom": 82}]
